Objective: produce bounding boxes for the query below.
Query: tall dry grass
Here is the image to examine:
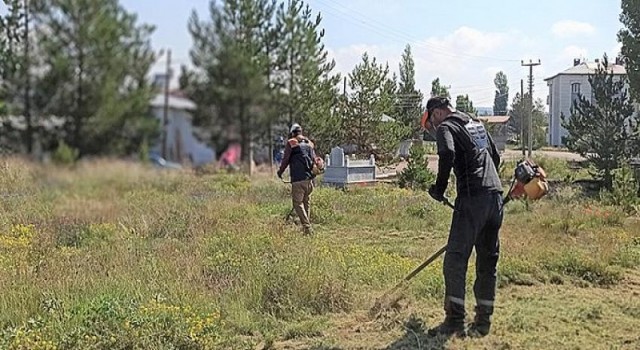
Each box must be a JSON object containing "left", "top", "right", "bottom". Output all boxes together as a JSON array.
[{"left": 0, "top": 157, "right": 638, "bottom": 349}]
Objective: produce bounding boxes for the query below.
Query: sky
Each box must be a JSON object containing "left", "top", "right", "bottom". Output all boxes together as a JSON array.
[{"left": 120, "top": 0, "right": 625, "bottom": 111}]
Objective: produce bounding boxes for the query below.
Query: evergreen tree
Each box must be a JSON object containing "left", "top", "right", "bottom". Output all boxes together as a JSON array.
[
  {"left": 273, "top": 0, "right": 341, "bottom": 155},
  {"left": 186, "top": 0, "right": 277, "bottom": 164},
  {"left": 561, "top": 54, "right": 638, "bottom": 189},
  {"left": 430, "top": 77, "right": 450, "bottom": 98},
  {"left": 455, "top": 94, "right": 477, "bottom": 115},
  {"left": 509, "top": 92, "right": 547, "bottom": 150},
  {"left": 344, "top": 52, "right": 407, "bottom": 161},
  {"left": 398, "top": 143, "right": 435, "bottom": 191},
  {"left": 397, "top": 44, "right": 423, "bottom": 138},
  {"left": 0, "top": 0, "right": 24, "bottom": 115},
  {"left": 493, "top": 71, "right": 509, "bottom": 115},
  {"left": 0, "top": 0, "right": 23, "bottom": 81},
  {"left": 618, "top": 0, "right": 640, "bottom": 101},
  {"left": 31, "top": 0, "right": 158, "bottom": 156}
]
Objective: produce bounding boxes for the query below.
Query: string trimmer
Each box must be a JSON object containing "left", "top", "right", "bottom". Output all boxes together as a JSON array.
[{"left": 368, "top": 159, "right": 548, "bottom": 318}]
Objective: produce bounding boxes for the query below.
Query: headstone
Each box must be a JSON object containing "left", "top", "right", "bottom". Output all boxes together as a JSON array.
[
  {"left": 321, "top": 146, "right": 376, "bottom": 188},
  {"left": 330, "top": 147, "right": 344, "bottom": 167}
]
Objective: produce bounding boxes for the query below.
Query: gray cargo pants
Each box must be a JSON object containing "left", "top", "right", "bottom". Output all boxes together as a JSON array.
[{"left": 443, "top": 191, "right": 503, "bottom": 321}]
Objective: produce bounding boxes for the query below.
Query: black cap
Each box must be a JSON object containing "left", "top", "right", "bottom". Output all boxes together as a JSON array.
[{"left": 426, "top": 96, "right": 451, "bottom": 111}]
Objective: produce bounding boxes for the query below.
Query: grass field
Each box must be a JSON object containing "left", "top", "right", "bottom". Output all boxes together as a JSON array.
[{"left": 0, "top": 157, "right": 639, "bottom": 349}]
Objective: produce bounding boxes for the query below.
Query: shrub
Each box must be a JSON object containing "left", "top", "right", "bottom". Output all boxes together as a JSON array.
[
  {"left": 600, "top": 164, "right": 640, "bottom": 214},
  {"left": 398, "top": 143, "right": 435, "bottom": 191},
  {"left": 138, "top": 137, "right": 150, "bottom": 164},
  {"left": 52, "top": 141, "right": 79, "bottom": 166}
]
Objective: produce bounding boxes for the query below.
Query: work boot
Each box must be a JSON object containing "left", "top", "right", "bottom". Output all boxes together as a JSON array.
[
  {"left": 467, "top": 305, "right": 492, "bottom": 337},
  {"left": 428, "top": 299, "right": 466, "bottom": 337},
  {"left": 427, "top": 318, "right": 466, "bottom": 337}
]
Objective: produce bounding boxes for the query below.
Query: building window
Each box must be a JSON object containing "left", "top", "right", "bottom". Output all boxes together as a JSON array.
[
  {"left": 571, "top": 83, "right": 581, "bottom": 93},
  {"left": 571, "top": 82, "right": 581, "bottom": 105}
]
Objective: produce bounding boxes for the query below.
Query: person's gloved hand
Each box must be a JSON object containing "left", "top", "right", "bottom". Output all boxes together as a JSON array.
[
  {"left": 428, "top": 185, "right": 445, "bottom": 202},
  {"left": 277, "top": 170, "right": 283, "bottom": 179}
]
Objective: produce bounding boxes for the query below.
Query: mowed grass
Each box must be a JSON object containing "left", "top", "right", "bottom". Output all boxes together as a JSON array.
[{"left": 0, "top": 157, "right": 639, "bottom": 349}]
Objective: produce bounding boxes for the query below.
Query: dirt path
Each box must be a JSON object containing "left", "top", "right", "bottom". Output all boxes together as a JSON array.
[{"left": 385, "top": 149, "right": 584, "bottom": 176}]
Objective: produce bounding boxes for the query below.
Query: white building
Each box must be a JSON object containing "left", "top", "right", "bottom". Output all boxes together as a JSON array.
[
  {"left": 149, "top": 93, "right": 215, "bottom": 166},
  {"left": 545, "top": 58, "right": 627, "bottom": 147}
]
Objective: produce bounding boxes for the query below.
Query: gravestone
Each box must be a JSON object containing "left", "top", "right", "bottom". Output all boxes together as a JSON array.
[{"left": 322, "top": 147, "right": 376, "bottom": 188}]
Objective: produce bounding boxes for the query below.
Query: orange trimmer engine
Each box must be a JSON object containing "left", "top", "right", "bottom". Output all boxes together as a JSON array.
[{"left": 508, "top": 159, "right": 549, "bottom": 201}]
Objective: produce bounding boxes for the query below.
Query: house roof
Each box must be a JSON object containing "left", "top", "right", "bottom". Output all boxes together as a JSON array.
[
  {"left": 150, "top": 93, "right": 197, "bottom": 111},
  {"left": 478, "top": 115, "right": 510, "bottom": 124},
  {"left": 544, "top": 61, "right": 626, "bottom": 81}
]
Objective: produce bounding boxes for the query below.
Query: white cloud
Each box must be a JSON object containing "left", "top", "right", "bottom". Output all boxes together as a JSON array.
[
  {"left": 610, "top": 42, "right": 623, "bottom": 58},
  {"left": 326, "top": 26, "right": 531, "bottom": 108},
  {"left": 551, "top": 20, "right": 596, "bottom": 38},
  {"left": 557, "top": 45, "right": 588, "bottom": 64}
]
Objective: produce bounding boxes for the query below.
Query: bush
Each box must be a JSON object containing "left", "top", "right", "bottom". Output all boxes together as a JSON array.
[
  {"left": 138, "top": 137, "right": 150, "bottom": 164},
  {"left": 398, "top": 143, "right": 435, "bottom": 191},
  {"left": 52, "top": 141, "right": 79, "bottom": 166},
  {"left": 600, "top": 164, "right": 640, "bottom": 214}
]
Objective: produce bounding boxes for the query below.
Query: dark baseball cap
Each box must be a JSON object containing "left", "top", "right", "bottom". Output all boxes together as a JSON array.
[
  {"left": 421, "top": 96, "right": 451, "bottom": 129},
  {"left": 425, "top": 96, "right": 451, "bottom": 111}
]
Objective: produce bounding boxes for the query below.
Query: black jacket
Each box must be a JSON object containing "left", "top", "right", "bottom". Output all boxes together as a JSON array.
[
  {"left": 433, "top": 111, "right": 502, "bottom": 198},
  {"left": 279, "top": 135, "right": 316, "bottom": 183}
]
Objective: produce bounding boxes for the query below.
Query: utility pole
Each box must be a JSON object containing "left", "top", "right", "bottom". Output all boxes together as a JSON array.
[
  {"left": 24, "top": 0, "right": 32, "bottom": 155},
  {"left": 521, "top": 59, "right": 541, "bottom": 158},
  {"left": 162, "top": 49, "right": 171, "bottom": 160},
  {"left": 520, "top": 79, "right": 525, "bottom": 159}
]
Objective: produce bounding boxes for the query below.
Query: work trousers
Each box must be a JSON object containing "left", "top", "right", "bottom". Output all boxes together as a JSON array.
[
  {"left": 443, "top": 191, "right": 503, "bottom": 320},
  {"left": 291, "top": 179, "right": 314, "bottom": 230}
]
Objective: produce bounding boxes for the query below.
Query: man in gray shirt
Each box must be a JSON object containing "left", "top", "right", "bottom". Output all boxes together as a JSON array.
[{"left": 422, "top": 96, "right": 504, "bottom": 338}]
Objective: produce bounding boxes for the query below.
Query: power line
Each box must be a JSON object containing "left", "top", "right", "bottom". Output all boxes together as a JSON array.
[{"left": 312, "top": 0, "right": 521, "bottom": 63}]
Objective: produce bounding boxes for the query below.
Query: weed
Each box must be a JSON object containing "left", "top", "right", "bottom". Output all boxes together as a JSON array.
[
  {"left": 542, "top": 252, "right": 622, "bottom": 286},
  {"left": 0, "top": 158, "right": 638, "bottom": 348}
]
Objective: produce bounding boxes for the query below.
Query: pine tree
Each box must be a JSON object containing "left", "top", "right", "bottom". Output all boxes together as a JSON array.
[
  {"left": 493, "top": 71, "right": 509, "bottom": 115},
  {"left": 618, "top": 0, "right": 640, "bottom": 102},
  {"left": 0, "top": 0, "right": 24, "bottom": 115},
  {"left": 0, "top": 0, "right": 23, "bottom": 81},
  {"left": 430, "top": 77, "right": 450, "bottom": 98},
  {"left": 455, "top": 94, "right": 477, "bottom": 115},
  {"left": 31, "top": 0, "right": 158, "bottom": 156},
  {"left": 186, "top": 0, "right": 277, "bottom": 164},
  {"left": 273, "top": 0, "right": 341, "bottom": 155},
  {"left": 561, "top": 54, "right": 638, "bottom": 189},
  {"left": 398, "top": 143, "right": 435, "bottom": 191},
  {"left": 508, "top": 92, "right": 547, "bottom": 150},
  {"left": 397, "top": 44, "right": 423, "bottom": 138},
  {"left": 344, "top": 52, "right": 407, "bottom": 162}
]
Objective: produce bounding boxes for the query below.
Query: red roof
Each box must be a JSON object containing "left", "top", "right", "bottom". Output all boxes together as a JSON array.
[{"left": 479, "top": 115, "right": 510, "bottom": 123}]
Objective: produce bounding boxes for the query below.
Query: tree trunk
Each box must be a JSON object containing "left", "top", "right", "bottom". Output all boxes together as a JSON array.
[{"left": 74, "top": 47, "right": 84, "bottom": 154}]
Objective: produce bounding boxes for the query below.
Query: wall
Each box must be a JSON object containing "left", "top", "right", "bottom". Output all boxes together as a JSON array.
[
  {"left": 548, "top": 74, "right": 633, "bottom": 147},
  {"left": 150, "top": 107, "right": 215, "bottom": 166}
]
